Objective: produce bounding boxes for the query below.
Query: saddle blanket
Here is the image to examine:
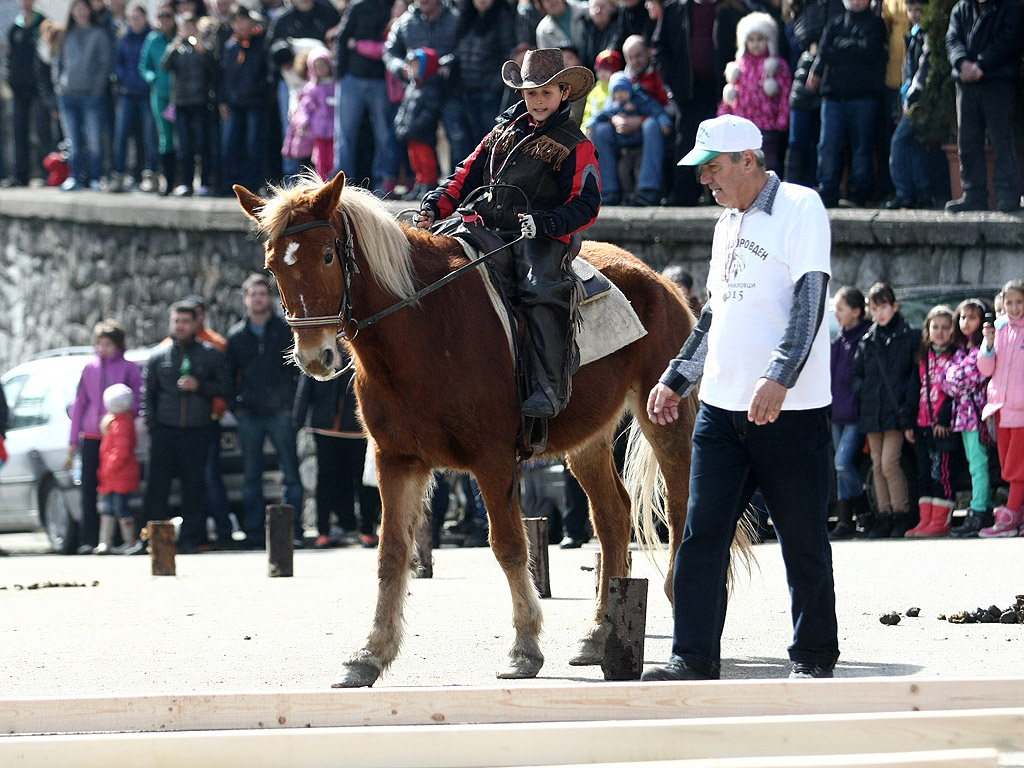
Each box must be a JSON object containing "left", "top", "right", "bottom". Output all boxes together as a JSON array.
[{"left": 455, "top": 240, "right": 647, "bottom": 367}]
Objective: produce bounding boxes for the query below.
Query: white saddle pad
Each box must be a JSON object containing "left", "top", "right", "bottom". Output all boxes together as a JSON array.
[{"left": 456, "top": 240, "right": 647, "bottom": 367}]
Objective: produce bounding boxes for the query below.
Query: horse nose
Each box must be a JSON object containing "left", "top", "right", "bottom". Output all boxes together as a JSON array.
[{"left": 320, "top": 346, "right": 336, "bottom": 371}]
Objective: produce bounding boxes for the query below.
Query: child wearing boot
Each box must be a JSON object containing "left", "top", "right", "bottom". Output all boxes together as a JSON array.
[
  {"left": 943, "top": 298, "right": 994, "bottom": 537},
  {"left": 94, "top": 384, "right": 143, "bottom": 555},
  {"left": 903, "top": 305, "right": 958, "bottom": 538},
  {"left": 415, "top": 48, "right": 600, "bottom": 420},
  {"left": 829, "top": 285, "right": 871, "bottom": 539},
  {"left": 852, "top": 283, "right": 919, "bottom": 538},
  {"left": 978, "top": 279, "right": 1024, "bottom": 537}
]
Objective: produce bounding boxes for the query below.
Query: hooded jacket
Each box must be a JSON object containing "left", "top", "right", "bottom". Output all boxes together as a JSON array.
[
  {"left": 851, "top": 312, "right": 919, "bottom": 433},
  {"left": 69, "top": 351, "right": 144, "bottom": 445}
]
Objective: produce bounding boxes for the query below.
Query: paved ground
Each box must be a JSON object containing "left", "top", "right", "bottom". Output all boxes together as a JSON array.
[{"left": 0, "top": 533, "right": 1021, "bottom": 696}]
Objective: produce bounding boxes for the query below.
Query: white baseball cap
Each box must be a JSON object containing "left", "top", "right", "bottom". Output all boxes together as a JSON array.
[{"left": 678, "top": 115, "right": 763, "bottom": 166}]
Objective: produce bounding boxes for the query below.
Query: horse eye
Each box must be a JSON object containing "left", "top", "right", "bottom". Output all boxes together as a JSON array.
[{"left": 323, "top": 246, "right": 334, "bottom": 265}]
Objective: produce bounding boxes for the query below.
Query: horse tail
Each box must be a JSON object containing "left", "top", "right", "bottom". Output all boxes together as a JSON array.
[{"left": 623, "top": 393, "right": 758, "bottom": 588}]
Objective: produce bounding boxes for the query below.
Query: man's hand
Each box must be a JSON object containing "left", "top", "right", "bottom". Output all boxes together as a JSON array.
[
  {"left": 747, "top": 378, "right": 786, "bottom": 425},
  {"left": 518, "top": 213, "right": 537, "bottom": 239},
  {"left": 960, "top": 60, "right": 983, "bottom": 83},
  {"left": 647, "top": 383, "right": 682, "bottom": 425},
  {"left": 414, "top": 209, "right": 434, "bottom": 230},
  {"left": 611, "top": 113, "right": 642, "bottom": 135},
  {"left": 177, "top": 375, "right": 199, "bottom": 392}
]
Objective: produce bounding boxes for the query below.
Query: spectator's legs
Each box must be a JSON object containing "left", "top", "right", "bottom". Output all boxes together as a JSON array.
[
  {"left": 349, "top": 438, "right": 381, "bottom": 537},
  {"left": 141, "top": 95, "right": 159, "bottom": 175},
  {"left": 592, "top": 122, "right": 621, "bottom": 202},
  {"left": 78, "top": 437, "right": 102, "bottom": 550},
  {"left": 279, "top": 78, "right": 300, "bottom": 179},
  {"left": 177, "top": 427, "right": 212, "bottom": 549},
  {"left": 962, "top": 430, "right": 991, "bottom": 513},
  {"left": 12, "top": 93, "right": 32, "bottom": 185},
  {"left": 313, "top": 432, "right": 348, "bottom": 535},
  {"left": 460, "top": 90, "right": 502, "bottom": 149},
  {"left": 206, "top": 421, "right": 234, "bottom": 546},
  {"left": 113, "top": 95, "right": 132, "bottom": 176},
  {"left": 244, "top": 105, "right": 267, "bottom": 192},
  {"left": 785, "top": 106, "right": 819, "bottom": 188},
  {"left": 831, "top": 423, "right": 862, "bottom": 501},
  {"left": 440, "top": 95, "right": 472, "bottom": 174},
  {"left": 816, "top": 99, "right": 845, "bottom": 206},
  {"left": 174, "top": 105, "right": 196, "bottom": 192},
  {"left": 977, "top": 79, "right": 1020, "bottom": 208},
  {"left": 265, "top": 411, "right": 304, "bottom": 539},
  {"left": 364, "top": 78, "right": 395, "bottom": 189},
  {"left": 236, "top": 412, "right": 268, "bottom": 545},
  {"left": 195, "top": 103, "right": 212, "bottom": 190},
  {"left": 59, "top": 94, "right": 86, "bottom": 184},
  {"left": 845, "top": 97, "right": 876, "bottom": 205},
  {"left": 561, "top": 468, "right": 591, "bottom": 543},
  {"left": 143, "top": 425, "right": 177, "bottom": 524},
  {"left": 334, "top": 74, "right": 368, "bottom": 182},
  {"left": 955, "top": 82, "right": 988, "bottom": 204},
  {"left": 636, "top": 116, "right": 665, "bottom": 197},
  {"left": 889, "top": 114, "right": 927, "bottom": 204},
  {"left": 81, "top": 95, "right": 105, "bottom": 186}
]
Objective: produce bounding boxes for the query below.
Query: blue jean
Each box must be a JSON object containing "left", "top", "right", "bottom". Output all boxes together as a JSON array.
[
  {"left": 221, "top": 104, "right": 266, "bottom": 192},
  {"left": 59, "top": 93, "right": 105, "bottom": 183},
  {"left": 670, "top": 404, "right": 839, "bottom": 677},
  {"left": 237, "top": 411, "right": 304, "bottom": 542},
  {"left": 333, "top": 75, "right": 394, "bottom": 187},
  {"left": 785, "top": 107, "right": 819, "bottom": 188},
  {"left": 278, "top": 78, "right": 300, "bottom": 178},
  {"left": 460, "top": 89, "right": 503, "bottom": 148},
  {"left": 817, "top": 97, "right": 876, "bottom": 204},
  {"left": 888, "top": 114, "right": 929, "bottom": 203},
  {"left": 113, "top": 93, "right": 158, "bottom": 176},
  {"left": 831, "top": 423, "right": 863, "bottom": 501},
  {"left": 592, "top": 118, "right": 664, "bottom": 195},
  {"left": 103, "top": 492, "right": 132, "bottom": 519}
]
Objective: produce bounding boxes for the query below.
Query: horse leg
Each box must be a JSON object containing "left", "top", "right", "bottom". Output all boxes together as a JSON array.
[
  {"left": 565, "top": 435, "right": 632, "bottom": 666},
  {"left": 475, "top": 467, "right": 545, "bottom": 680},
  {"left": 333, "top": 457, "right": 431, "bottom": 688}
]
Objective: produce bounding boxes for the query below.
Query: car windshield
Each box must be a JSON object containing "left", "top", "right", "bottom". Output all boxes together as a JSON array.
[{"left": 8, "top": 373, "right": 54, "bottom": 430}]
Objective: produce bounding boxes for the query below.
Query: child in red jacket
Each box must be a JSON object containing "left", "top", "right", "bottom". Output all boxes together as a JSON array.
[{"left": 95, "top": 384, "right": 143, "bottom": 555}]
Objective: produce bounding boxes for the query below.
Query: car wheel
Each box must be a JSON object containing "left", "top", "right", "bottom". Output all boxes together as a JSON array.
[{"left": 43, "top": 482, "right": 79, "bottom": 555}]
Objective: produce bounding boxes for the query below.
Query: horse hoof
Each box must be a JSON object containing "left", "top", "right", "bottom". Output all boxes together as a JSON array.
[
  {"left": 331, "top": 652, "right": 382, "bottom": 688},
  {"left": 496, "top": 656, "right": 543, "bottom": 679},
  {"left": 568, "top": 639, "right": 603, "bottom": 666}
]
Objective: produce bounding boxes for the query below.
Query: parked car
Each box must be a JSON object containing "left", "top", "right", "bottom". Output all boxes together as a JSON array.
[{"left": 0, "top": 346, "right": 281, "bottom": 554}]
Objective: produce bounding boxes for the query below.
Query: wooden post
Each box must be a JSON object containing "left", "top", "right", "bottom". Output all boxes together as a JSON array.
[
  {"left": 523, "top": 517, "right": 550, "bottom": 598},
  {"left": 414, "top": 510, "right": 433, "bottom": 579},
  {"left": 594, "top": 551, "right": 632, "bottom": 594},
  {"left": 145, "top": 520, "right": 176, "bottom": 576},
  {"left": 266, "top": 505, "right": 294, "bottom": 578},
  {"left": 601, "top": 576, "right": 648, "bottom": 681}
]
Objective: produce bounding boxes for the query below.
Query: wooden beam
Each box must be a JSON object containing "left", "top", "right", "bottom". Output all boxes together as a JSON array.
[
  {"left": 523, "top": 749, "right": 1001, "bottom": 768},
  {"left": 0, "top": 711, "right": 1020, "bottom": 767},
  {"left": 3, "top": 677, "right": 1024, "bottom": 736}
]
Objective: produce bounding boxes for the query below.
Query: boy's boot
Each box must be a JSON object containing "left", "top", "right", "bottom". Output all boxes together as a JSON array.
[
  {"left": 93, "top": 515, "right": 117, "bottom": 555},
  {"left": 889, "top": 510, "right": 914, "bottom": 538},
  {"left": 950, "top": 509, "right": 987, "bottom": 538},
  {"left": 828, "top": 498, "right": 855, "bottom": 540},
  {"left": 867, "top": 512, "right": 893, "bottom": 539},
  {"left": 978, "top": 506, "right": 1023, "bottom": 538},
  {"left": 905, "top": 497, "right": 934, "bottom": 537},
  {"left": 919, "top": 498, "right": 954, "bottom": 537},
  {"left": 112, "top": 518, "right": 144, "bottom": 555}
]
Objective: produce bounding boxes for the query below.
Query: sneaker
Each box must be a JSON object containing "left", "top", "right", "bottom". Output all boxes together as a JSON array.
[
  {"left": 790, "top": 662, "right": 834, "bottom": 679},
  {"left": 360, "top": 533, "right": 379, "bottom": 548},
  {"left": 60, "top": 178, "right": 82, "bottom": 192},
  {"left": 138, "top": 170, "right": 157, "bottom": 193},
  {"left": 88, "top": 179, "right": 103, "bottom": 192},
  {"left": 173, "top": 184, "right": 193, "bottom": 197},
  {"left": 314, "top": 534, "right": 331, "bottom": 549},
  {"left": 641, "top": 657, "right": 717, "bottom": 681},
  {"left": 837, "top": 197, "right": 862, "bottom": 208},
  {"left": 978, "top": 506, "right": 1022, "bottom": 538}
]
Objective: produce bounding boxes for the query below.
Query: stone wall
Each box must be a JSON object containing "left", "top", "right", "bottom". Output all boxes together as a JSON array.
[{"left": 1, "top": 188, "right": 1022, "bottom": 374}]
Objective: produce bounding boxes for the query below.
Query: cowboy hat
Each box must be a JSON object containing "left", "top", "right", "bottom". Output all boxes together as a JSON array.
[{"left": 501, "top": 48, "right": 595, "bottom": 102}]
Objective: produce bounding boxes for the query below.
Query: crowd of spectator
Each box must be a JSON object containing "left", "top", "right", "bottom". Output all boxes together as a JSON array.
[{"left": 3, "top": 0, "right": 1022, "bottom": 208}]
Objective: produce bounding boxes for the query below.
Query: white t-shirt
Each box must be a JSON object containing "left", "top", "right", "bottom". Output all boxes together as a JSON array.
[{"left": 699, "top": 180, "right": 832, "bottom": 411}]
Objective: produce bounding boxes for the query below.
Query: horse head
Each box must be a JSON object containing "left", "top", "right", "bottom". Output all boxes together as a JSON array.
[{"left": 234, "top": 171, "right": 415, "bottom": 380}]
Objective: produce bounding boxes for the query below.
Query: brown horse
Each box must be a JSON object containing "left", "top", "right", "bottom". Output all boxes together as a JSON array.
[{"left": 235, "top": 171, "right": 698, "bottom": 687}]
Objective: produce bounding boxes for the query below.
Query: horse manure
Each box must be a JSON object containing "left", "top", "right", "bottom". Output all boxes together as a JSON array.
[
  {"left": 948, "top": 611, "right": 972, "bottom": 624},
  {"left": 906, "top": 607, "right": 921, "bottom": 617},
  {"left": 987, "top": 605, "right": 1002, "bottom": 619},
  {"left": 879, "top": 612, "right": 901, "bottom": 625}
]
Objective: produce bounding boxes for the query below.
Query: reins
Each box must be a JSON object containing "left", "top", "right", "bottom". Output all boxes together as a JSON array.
[{"left": 272, "top": 185, "right": 528, "bottom": 339}]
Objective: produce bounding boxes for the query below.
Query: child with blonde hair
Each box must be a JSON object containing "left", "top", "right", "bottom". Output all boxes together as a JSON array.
[
  {"left": 718, "top": 11, "right": 791, "bottom": 174},
  {"left": 95, "top": 384, "right": 142, "bottom": 555}
]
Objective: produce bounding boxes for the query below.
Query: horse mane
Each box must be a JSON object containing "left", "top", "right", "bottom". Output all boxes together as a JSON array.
[{"left": 256, "top": 172, "right": 417, "bottom": 300}]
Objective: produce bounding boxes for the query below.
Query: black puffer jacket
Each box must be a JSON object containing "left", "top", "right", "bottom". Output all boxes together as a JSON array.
[
  {"left": 946, "top": 0, "right": 1024, "bottom": 82},
  {"left": 851, "top": 313, "right": 919, "bottom": 433},
  {"left": 225, "top": 315, "right": 299, "bottom": 418},
  {"left": 811, "top": 7, "right": 887, "bottom": 100},
  {"left": 144, "top": 339, "right": 229, "bottom": 429}
]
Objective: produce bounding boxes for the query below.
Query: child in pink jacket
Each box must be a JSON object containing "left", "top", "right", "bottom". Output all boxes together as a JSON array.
[
  {"left": 978, "top": 278, "right": 1024, "bottom": 537},
  {"left": 717, "top": 11, "right": 791, "bottom": 174}
]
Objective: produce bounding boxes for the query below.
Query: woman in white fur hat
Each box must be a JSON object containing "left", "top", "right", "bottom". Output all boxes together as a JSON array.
[{"left": 717, "top": 11, "right": 791, "bottom": 174}]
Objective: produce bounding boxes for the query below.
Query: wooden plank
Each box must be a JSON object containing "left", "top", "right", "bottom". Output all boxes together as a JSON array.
[
  {"left": 266, "top": 505, "right": 294, "bottom": 577},
  {"left": 521, "top": 749, "right": 1001, "bottom": 768},
  {"left": 601, "top": 577, "right": 648, "bottom": 681},
  {"left": 3, "top": 677, "right": 1024, "bottom": 736},
  {"left": 0, "top": 710, "right": 1020, "bottom": 767},
  {"left": 144, "top": 520, "right": 175, "bottom": 576}
]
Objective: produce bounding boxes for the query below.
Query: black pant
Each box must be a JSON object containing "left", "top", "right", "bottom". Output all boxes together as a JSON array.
[
  {"left": 78, "top": 437, "right": 101, "bottom": 548},
  {"left": 144, "top": 425, "right": 210, "bottom": 547},
  {"left": 13, "top": 91, "right": 54, "bottom": 185},
  {"left": 955, "top": 79, "right": 1020, "bottom": 205},
  {"left": 666, "top": 80, "right": 719, "bottom": 206},
  {"left": 313, "top": 433, "right": 380, "bottom": 536}
]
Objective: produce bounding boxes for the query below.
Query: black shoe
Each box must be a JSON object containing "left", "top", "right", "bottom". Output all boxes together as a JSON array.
[
  {"left": 884, "top": 196, "right": 913, "bottom": 210},
  {"left": 945, "top": 196, "right": 987, "bottom": 213},
  {"left": 559, "top": 536, "right": 584, "bottom": 549},
  {"left": 602, "top": 192, "right": 622, "bottom": 206},
  {"left": 949, "top": 511, "right": 988, "bottom": 538},
  {"left": 627, "top": 189, "right": 661, "bottom": 207},
  {"left": 521, "top": 391, "right": 556, "bottom": 419},
  {"left": 867, "top": 514, "right": 893, "bottom": 539},
  {"left": 889, "top": 512, "right": 913, "bottom": 538},
  {"left": 828, "top": 521, "right": 855, "bottom": 541},
  {"left": 997, "top": 198, "right": 1021, "bottom": 213},
  {"left": 790, "top": 662, "right": 834, "bottom": 679},
  {"left": 641, "top": 658, "right": 716, "bottom": 682}
]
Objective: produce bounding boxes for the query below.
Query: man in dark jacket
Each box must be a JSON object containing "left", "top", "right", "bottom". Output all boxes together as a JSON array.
[
  {"left": 219, "top": 6, "right": 270, "bottom": 194},
  {"left": 944, "top": 0, "right": 1023, "bottom": 212},
  {"left": 143, "top": 301, "right": 230, "bottom": 552},
  {"left": 6, "top": 0, "right": 54, "bottom": 187},
  {"left": 226, "top": 274, "right": 304, "bottom": 548},
  {"left": 333, "top": 0, "right": 394, "bottom": 194}
]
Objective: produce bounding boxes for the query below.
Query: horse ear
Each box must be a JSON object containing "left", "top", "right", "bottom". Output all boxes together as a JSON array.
[
  {"left": 313, "top": 171, "right": 347, "bottom": 219},
  {"left": 234, "top": 184, "right": 265, "bottom": 222}
]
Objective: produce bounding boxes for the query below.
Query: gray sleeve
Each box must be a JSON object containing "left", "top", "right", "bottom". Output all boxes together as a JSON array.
[
  {"left": 658, "top": 300, "right": 712, "bottom": 398},
  {"left": 762, "top": 271, "right": 829, "bottom": 388}
]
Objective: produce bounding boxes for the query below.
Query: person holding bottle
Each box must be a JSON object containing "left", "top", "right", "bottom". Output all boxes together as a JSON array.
[{"left": 142, "top": 301, "right": 229, "bottom": 553}]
